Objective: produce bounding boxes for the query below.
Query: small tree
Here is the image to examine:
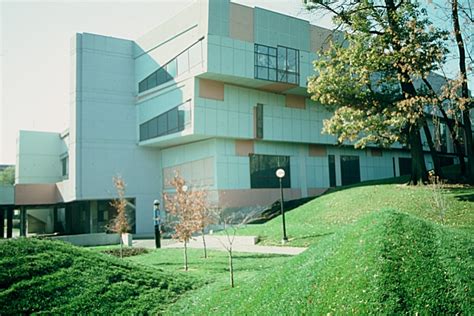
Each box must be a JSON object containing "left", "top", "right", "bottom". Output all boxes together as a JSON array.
[
  {"left": 163, "top": 173, "right": 199, "bottom": 271},
  {"left": 218, "top": 211, "right": 259, "bottom": 288},
  {"left": 428, "top": 170, "right": 448, "bottom": 224},
  {"left": 110, "top": 176, "right": 130, "bottom": 259},
  {"left": 193, "top": 189, "right": 218, "bottom": 259}
]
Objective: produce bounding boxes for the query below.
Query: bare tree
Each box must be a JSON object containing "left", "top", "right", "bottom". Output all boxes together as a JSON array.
[
  {"left": 110, "top": 176, "right": 130, "bottom": 259},
  {"left": 192, "top": 189, "right": 218, "bottom": 259},
  {"left": 217, "top": 211, "right": 259, "bottom": 288}
]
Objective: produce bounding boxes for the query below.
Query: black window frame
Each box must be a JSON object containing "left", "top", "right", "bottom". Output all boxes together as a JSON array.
[{"left": 254, "top": 44, "right": 299, "bottom": 85}]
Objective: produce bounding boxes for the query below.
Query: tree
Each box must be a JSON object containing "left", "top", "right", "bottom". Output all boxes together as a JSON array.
[
  {"left": 305, "top": 0, "right": 450, "bottom": 184},
  {"left": 451, "top": 0, "right": 474, "bottom": 182},
  {"left": 422, "top": 0, "right": 473, "bottom": 182},
  {"left": 192, "top": 189, "right": 217, "bottom": 259},
  {"left": 217, "top": 211, "right": 258, "bottom": 288},
  {"left": 163, "top": 173, "right": 211, "bottom": 270},
  {"left": 0, "top": 167, "right": 15, "bottom": 185},
  {"left": 110, "top": 176, "right": 130, "bottom": 259}
]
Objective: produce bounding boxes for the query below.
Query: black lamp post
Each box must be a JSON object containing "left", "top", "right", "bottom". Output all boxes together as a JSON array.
[
  {"left": 276, "top": 168, "right": 288, "bottom": 244},
  {"left": 153, "top": 199, "right": 161, "bottom": 248}
]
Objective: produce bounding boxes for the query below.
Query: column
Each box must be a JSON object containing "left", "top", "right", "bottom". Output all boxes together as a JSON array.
[
  {"left": 6, "top": 208, "right": 13, "bottom": 238},
  {"left": 20, "top": 206, "right": 27, "bottom": 237},
  {"left": 0, "top": 208, "right": 4, "bottom": 238}
]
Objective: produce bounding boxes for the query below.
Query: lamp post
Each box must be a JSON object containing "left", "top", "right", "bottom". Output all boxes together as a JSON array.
[
  {"left": 276, "top": 168, "right": 288, "bottom": 244},
  {"left": 153, "top": 200, "right": 161, "bottom": 248}
]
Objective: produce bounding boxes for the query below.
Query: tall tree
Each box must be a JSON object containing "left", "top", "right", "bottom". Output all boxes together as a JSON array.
[
  {"left": 306, "top": 0, "right": 449, "bottom": 184},
  {"left": 451, "top": 0, "right": 474, "bottom": 182}
]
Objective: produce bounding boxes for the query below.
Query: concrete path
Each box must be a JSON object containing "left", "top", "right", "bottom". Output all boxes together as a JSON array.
[{"left": 133, "top": 235, "right": 306, "bottom": 256}]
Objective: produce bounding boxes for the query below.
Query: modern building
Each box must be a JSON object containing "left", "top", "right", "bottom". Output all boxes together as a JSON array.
[{"left": 4, "top": 0, "right": 461, "bottom": 237}]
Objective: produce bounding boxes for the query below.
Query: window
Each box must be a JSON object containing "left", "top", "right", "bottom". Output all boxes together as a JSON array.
[
  {"left": 398, "top": 157, "right": 411, "bottom": 176},
  {"left": 139, "top": 101, "right": 191, "bottom": 141},
  {"left": 328, "top": 155, "right": 336, "bottom": 187},
  {"left": 61, "top": 156, "right": 69, "bottom": 179},
  {"left": 254, "top": 44, "right": 299, "bottom": 84},
  {"left": 255, "top": 103, "right": 263, "bottom": 139},
  {"left": 340, "top": 155, "right": 360, "bottom": 186},
  {"left": 250, "top": 154, "right": 290, "bottom": 188},
  {"left": 138, "top": 38, "right": 203, "bottom": 94}
]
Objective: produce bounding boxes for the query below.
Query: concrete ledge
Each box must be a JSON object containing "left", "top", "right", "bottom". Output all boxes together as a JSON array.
[{"left": 50, "top": 233, "right": 133, "bottom": 247}]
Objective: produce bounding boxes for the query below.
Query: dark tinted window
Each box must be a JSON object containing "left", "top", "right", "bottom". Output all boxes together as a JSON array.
[
  {"left": 139, "top": 101, "right": 191, "bottom": 141},
  {"left": 399, "top": 157, "right": 411, "bottom": 176},
  {"left": 340, "top": 155, "right": 360, "bottom": 186},
  {"left": 250, "top": 154, "right": 290, "bottom": 188},
  {"left": 328, "top": 155, "right": 336, "bottom": 187}
]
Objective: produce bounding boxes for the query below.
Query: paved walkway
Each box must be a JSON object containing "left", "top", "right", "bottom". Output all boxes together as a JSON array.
[{"left": 133, "top": 235, "right": 306, "bottom": 256}]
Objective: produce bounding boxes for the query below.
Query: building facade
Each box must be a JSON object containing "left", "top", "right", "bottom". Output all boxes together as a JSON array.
[{"left": 11, "top": 0, "right": 460, "bottom": 237}]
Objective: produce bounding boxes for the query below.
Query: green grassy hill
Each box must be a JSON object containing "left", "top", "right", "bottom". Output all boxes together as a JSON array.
[
  {"left": 1, "top": 181, "right": 472, "bottom": 314},
  {"left": 169, "top": 211, "right": 472, "bottom": 314},
  {"left": 0, "top": 238, "right": 200, "bottom": 314},
  {"left": 166, "top": 182, "right": 473, "bottom": 314},
  {"left": 235, "top": 183, "right": 473, "bottom": 246}
]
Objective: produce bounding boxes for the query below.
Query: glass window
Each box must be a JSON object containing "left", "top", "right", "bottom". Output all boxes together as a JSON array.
[
  {"left": 250, "top": 154, "right": 291, "bottom": 188},
  {"left": 167, "top": 59, "right": 177, "bottom": 78},
  {"left": 139, "top": 101, "right": 191, "bottom": 141},
  {"left": 157, "top": 114, "right": 168, "bottom": 136},
  {"left": 168, "top": 107, "right": 178, "bottom": 132},
  {"left": 257, "top": 66, "right": 268, "bottom": 80},
  {"left": 340, "top": 155, "right": 361, "bottom": 186},
  {"left": 61, "top": 156, "right": 69, "bottom": 178},
  {"left": 328, "top": 155, "right": 336, "bottom": 187},
  {"left": 138, "top": 39, "right": 204, "bottom": 93},
  {"left": 254, "top": 43, "right": 299, "bottom": 85},
  {"left": 140, "top": 123, "right": 148, "bottom": 141},
  {"left": 255, "top": 103, "right": 264, "bottom": 139},
  {"left": 148, "top": 117, "right": 158, "bottom": 139}
]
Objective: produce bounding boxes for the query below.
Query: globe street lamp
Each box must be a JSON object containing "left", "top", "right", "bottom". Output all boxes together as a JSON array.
[
  {"left": 153, "top": 199, "right": 161, "bottom": 248},
  {"left": 276, "top": 168, "right": 288, "bottom": 243}
]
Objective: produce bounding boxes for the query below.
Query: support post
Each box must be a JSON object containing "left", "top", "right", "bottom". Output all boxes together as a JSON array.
[
  {"left": 20, "top": 207, "right": 27, "bottom": 237},
  {"left": 6, "top": 208, "right": 13, "bottom": 238},
  {"left": 0, "top": 208, "right": 4, "bottom": 239}
]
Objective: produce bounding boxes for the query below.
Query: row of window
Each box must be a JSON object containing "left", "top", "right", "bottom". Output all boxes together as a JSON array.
[
  {"left": 139, "top": 101, "right": 191, "bottom": 141},
  {"left": 138, "top": 39, "right": 203, "bottom": 94},
  {"left": 250, "top": 154, "right": 363, "bottom": 189},
  {"left": 254, "top": 44, "right": 299, "bottom": 85}
]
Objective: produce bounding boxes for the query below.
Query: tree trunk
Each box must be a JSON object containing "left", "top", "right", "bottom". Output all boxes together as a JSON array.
[
  {"left": 184, "top": 240, "right": 188, "bottom": 271},
  {"left": 409, "top": 128, "right": 428, "bottom": 185},
  {"left": 422, "top": 122, "right": 444, "bottom": 178},
  {"left": 452, "top": 0, "right": 474, "bottom": 183},
  {"left": 119, "top": 234, "right": 123, "bottom": 259},
  {"left": 201, "top": 229, "right": 207, "bottom": 259},
  {"left": 439, "top": 107, "right": 466, "bottom": 175},
  {"left": 228, "top": 249, "right": 234, "bottom": 288}
]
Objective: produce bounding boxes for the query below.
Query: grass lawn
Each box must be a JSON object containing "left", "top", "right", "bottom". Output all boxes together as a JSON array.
[
  {"left": 172, "top": 211, "right": 472, "bottom": 315},
  {"left": 1, "top": 177, "right": 472, "bottom": 314},
  {"left": 0, "top": 238, "right": 201, "bottom": 314},
  {"left": 235, "top": 182, "right": 473, "bottom": 247}
]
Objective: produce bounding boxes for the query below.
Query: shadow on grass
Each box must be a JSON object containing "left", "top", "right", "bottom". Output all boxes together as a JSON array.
[
  {"left": 448, "top": 186, "right": 474, "bottom": 202},
  {"left": 292, "top": 232, "right": 334, "bottom": 242}
]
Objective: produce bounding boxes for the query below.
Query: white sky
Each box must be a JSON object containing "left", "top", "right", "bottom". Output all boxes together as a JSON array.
[{"left": 0, "top": 0, "right": 331, "bottom": 164}]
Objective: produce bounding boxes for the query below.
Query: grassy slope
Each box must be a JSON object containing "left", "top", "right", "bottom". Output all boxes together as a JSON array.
[
  {"left": 168, "top": 211, "right": 473, "bottom": 315},
  {"left": 166, "top": 182, "right": 473, "bottom": 314},
  {"left": 0, "top": 238, "right": 200, "bottom": 314},
  {"left": 236, "top": 183, "right": 473, "bottom": 246}
]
